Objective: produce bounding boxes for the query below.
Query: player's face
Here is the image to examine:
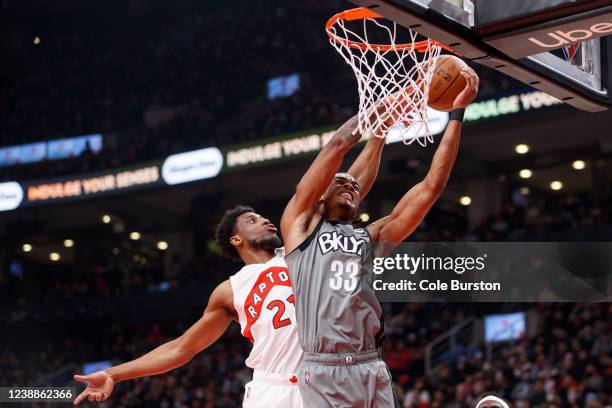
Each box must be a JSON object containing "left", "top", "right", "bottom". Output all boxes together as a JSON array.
[
  {"left": 234, "top": 212, "right": 282, "bottom": 251},
  {"left": 323, "top": 174, "right": 360, "bottom": 220}
]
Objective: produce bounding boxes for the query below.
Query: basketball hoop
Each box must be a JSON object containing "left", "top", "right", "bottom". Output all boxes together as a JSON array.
[{"left": 326, "top": 8, "right": 452, "bottom": 145}]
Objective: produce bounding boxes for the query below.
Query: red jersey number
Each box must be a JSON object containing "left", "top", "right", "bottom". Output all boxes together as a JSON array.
[{"left": 266, "top": 295, "right": 295, "bottom": 330}]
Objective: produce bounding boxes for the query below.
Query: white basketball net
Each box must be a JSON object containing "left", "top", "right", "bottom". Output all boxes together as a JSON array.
[{"left": 327, "top": 10, "right": 442, "bottom": 146}]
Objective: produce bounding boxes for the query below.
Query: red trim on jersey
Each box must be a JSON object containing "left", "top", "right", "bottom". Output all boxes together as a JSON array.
[{"left": 242, "top": 266, "right": 292, "bottom": 343}]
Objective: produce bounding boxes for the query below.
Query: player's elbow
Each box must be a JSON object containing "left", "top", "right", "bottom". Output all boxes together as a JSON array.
[
  {"left": 293, "top": 182, "right": 310, "bottom": 199},
  {"left": 173, "top": 337, "right": 197, "bottom": 366},
  {"left": 289, "top": 186, "right": 317, "bottom": 215},
  {"left": 422, "top": 176, "right": 447, "bottom": 197}
]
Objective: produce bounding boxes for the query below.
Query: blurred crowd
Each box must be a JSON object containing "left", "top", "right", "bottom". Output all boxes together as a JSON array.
[
  {"left": 1, "top": 192, "right": 610, "bottom": 306},
  {"left": 1, "top": 319, "right": 252, "bottom": 407},
  {"left": 396, "top": 303, "right": 611, "bottom": 408},
  {"left": 1, "top": 191, "right": 611, "bottom": 407},
  {"left": 405, "top": 192, "right": 609, "bottom": 242},
  {"left": 0, "top": 0, "right": 519, "bottom": 182},
  {"left": 470, "top": 193, "right": 608, "bottom": 241},
  {"left": 1, "top": 301, "right": 609, "bottom": 407},
  {"left": 0, "top": 249, "right": 224, "bottom": 307}
]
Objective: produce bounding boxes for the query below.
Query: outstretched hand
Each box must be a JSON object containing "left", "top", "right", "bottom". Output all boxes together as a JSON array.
[
  {"left": 452, "top": 67, "right": 479, "bottom": 110},
  {"left": 73, "top": 371, "right": 115, "bottom": 405}
]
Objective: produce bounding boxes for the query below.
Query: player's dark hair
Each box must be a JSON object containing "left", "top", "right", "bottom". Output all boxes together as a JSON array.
[{"left": 215, "top": 205, "right": 255, "bottom": 261}]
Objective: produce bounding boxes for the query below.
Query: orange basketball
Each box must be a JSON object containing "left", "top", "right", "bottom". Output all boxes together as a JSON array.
[{"left": 428, "top": 55, "right": 468, "bottom": 112}]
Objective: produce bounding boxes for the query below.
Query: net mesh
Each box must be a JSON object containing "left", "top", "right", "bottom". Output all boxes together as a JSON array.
[{"left": 327, "top": 9, "right": 442, "bottom": 146}]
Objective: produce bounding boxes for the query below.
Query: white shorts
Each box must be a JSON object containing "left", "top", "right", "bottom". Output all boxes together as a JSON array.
[{"left": 243, "top": 370, "right": 304, "bottom": 408}]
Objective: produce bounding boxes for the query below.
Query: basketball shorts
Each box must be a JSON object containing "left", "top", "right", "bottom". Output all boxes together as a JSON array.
[
  {"left": 298, "top": 349, "right": 398, "bottom": 408},
  {"left": 243, "top": 369, "right": 303, "bottom": 408}
]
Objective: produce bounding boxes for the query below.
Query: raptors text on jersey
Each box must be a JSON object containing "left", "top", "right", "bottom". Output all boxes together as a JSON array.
[{"left": 229, "top": 249, "right": 302, "bottom": 374}]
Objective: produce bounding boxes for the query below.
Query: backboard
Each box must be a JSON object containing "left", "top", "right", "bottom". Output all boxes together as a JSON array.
[{"left": 348, "top": 0, "right": 612, "bottom": 112}]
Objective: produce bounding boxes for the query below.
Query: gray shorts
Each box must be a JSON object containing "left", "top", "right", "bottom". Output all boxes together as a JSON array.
[{"left": 298, "top": 349, "right": 398, "bottom": 408}]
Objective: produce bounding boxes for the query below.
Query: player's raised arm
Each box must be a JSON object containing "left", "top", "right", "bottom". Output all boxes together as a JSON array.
[
  {"left": 367, "top": 67, "right": 479, "bottom": 245},
  {"left": 281, "top": 116, "right": 362, "bottom": 252},
  {"left": 347, "top": 133, "right": 386, "bottom": 202},
  {"left": 73, "top": 281, "right": 235, "bottom": 405},
  {"left": 347, "top": 86, "right": 421, "bottom": 201}
]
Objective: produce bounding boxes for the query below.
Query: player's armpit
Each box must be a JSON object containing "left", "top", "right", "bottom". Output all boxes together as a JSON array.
[{"left": 368, "top": 108, "right": 465, "bottom": 245}]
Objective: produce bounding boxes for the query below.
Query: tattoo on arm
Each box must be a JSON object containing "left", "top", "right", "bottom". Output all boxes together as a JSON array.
[
  {"left": 335, "top": 115, "right": 361, "bottom": 148},
  {"left": 344, "top": 129, "right": 360, "bottom": 145}
]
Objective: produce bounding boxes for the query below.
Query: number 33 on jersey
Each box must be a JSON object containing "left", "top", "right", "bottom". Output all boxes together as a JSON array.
[
  {"left": 329, "top": 260, "right": 360, "bottom": 291},
  {"left": 229, "top": 249, "right": 302, "bottom": 374}
]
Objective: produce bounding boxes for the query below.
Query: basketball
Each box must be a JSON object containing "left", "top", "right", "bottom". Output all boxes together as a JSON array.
[{"left": 428, "top": 55, "right": 468, "bottom": 111}]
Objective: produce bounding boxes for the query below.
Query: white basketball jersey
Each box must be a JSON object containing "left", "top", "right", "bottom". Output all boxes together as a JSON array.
[{"left": 229, "top": 248, "right": 302, "bottom": 374}]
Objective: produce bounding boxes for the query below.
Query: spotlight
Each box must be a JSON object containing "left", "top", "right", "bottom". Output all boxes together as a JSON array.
[
  {"left": 550, "top": 181, "right": 563, "bottom": 191},
  {"left": 22, "top": 243, "right": 33, "bottom": 252},
  {"left": 519, "top": 187, "right": 530, "bottom": 195},
  {"left": 572, "top": 160, "right": 586, "bottom": 170},
  {"left": 157, "top": 241, "right": 169, "bottom": 251},
  {"left": 130, "top": 232, "right": 141, "bottom": 240},
  {"left": 515, "top": 144, "right": 530, "bottom": 154},
  {"left": 49, "top": 252, "right": 61, "bottom": 262},
  {"left": 459, "top": 196, "right": 472, "bottom": 206},
  {"left": 519, "top": 169, "right": 532, "bottom": 179},
  {"left": 63, "top": 239, "right": 74, "bottom": 248},
  {"left": 102, "top": 214, "right": 111, "bottom": 224},
  {"left": 358, "top": 213, "right": 370, "bottom": 223}
]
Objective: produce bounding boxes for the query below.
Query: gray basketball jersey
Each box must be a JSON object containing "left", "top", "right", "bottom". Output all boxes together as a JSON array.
[{"left": 285, "top": 219, "right": 385, "bottom": 353}]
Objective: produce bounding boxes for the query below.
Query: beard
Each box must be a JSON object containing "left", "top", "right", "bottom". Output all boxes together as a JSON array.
[
  {"left": 337, "top": 200, "right": 353, "bottom": 210},
  {"left": 250, "top": 235, "right": 283, "bottom": 252},
  {"left": 325, "top": 198, "right": 357, "bottom": 220}
]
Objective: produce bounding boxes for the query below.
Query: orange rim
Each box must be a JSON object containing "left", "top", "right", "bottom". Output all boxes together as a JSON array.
[{"left": 326, "top": 7, "right": 455, "bottom": 53}]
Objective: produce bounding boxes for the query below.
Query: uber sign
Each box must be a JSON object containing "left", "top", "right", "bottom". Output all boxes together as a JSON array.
[{"left": 527, "top": 18, "right": 612, "bottom": 49}]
